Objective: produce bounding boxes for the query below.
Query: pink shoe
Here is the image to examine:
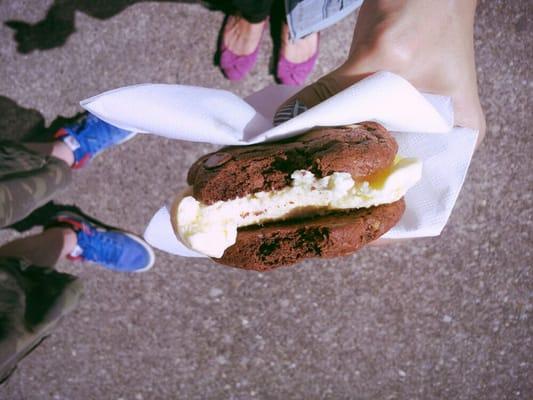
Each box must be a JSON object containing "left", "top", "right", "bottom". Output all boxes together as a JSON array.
[
  {"left": 219, "top": 17, "right": 266, "bottom": 81},
  {"left": 277, "top": 34, "right": 319, "bottom": 85}
]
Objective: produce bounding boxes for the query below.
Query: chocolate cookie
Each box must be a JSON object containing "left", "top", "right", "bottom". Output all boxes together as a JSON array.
[
  {"left": 217, "top": 199, "right": 405, "bottom": 271},
  {"left": 187, "top": 122, "right": 397, "bottom": 205}
]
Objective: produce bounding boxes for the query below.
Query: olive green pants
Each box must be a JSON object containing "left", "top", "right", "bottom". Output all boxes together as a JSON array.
[
  {"left": 0, "top": 141, "right": 72, "bottom": 228},
  {"left": 0, "top": 141, "right": 82, "bottom": 382}
]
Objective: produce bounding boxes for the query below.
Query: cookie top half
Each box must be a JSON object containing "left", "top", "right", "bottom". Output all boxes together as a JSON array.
[{"left": 187, "top": 122, "right": 397, "bottom": 205}]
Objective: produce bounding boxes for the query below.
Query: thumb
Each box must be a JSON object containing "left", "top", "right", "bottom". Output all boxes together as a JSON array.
[{"left": 273, "top": 74, "right": 344, "bottom": 126}]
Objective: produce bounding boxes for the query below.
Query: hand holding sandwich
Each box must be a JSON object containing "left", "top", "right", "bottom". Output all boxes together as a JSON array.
[{"left": 273, "top": 0, "right": 486, "bottom": 145}]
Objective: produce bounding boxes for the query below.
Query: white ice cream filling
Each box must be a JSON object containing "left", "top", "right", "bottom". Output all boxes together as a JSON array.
[{"left": 177, "top": 157, "right": 422, "bottom": 257}]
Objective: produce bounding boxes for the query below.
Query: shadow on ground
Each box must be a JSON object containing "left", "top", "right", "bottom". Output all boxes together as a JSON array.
[
  {"left": 4, "top": 0, "right": 202, "bottom": 53},
  {"left": 0, "top": 95, "right": 84, "bottom": 142}
]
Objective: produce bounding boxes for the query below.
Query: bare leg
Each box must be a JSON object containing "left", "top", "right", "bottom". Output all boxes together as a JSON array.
[
  {"left": 0, "top": 227, "right": 76, "bottom": 267},
  {"left": 223, "top": 15, "right": 266, "bottom": 55},
  {"left": 23, "top": 141, "right": 74, "bottom": 167},
  {"left": 280, "top": 23, "right": 318, "bottom": 63}
]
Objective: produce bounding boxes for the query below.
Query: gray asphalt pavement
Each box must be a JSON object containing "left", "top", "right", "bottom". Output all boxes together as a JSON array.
[{"left": 0, "top": 0, "right": 531, "bottom": 399}]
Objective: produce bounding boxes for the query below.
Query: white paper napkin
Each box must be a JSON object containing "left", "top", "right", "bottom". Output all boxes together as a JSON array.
[{"left": 81, "top": 72, "right": 478, "bottom": 257}]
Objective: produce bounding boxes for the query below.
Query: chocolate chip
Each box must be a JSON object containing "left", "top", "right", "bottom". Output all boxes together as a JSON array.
[{"left": 204, "top": 152, "right": 232, "bottom": 169}]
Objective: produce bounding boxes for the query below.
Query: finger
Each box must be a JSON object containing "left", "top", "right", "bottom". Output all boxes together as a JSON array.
[{"left": 273, "top": 74, "right": 344, "bottom": 126}]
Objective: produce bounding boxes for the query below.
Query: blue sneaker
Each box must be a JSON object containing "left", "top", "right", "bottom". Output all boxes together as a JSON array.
[
  {"left": 54, "top": 211, "right": 155, "bottom": 273},
  {"left": 54, "top": 113, "right": 136, "bottom": 169}
]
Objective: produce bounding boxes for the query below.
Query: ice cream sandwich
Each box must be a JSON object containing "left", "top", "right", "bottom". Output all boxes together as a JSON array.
[{"left": 172, "top": 122, "right": 422, "bottom": 271}]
